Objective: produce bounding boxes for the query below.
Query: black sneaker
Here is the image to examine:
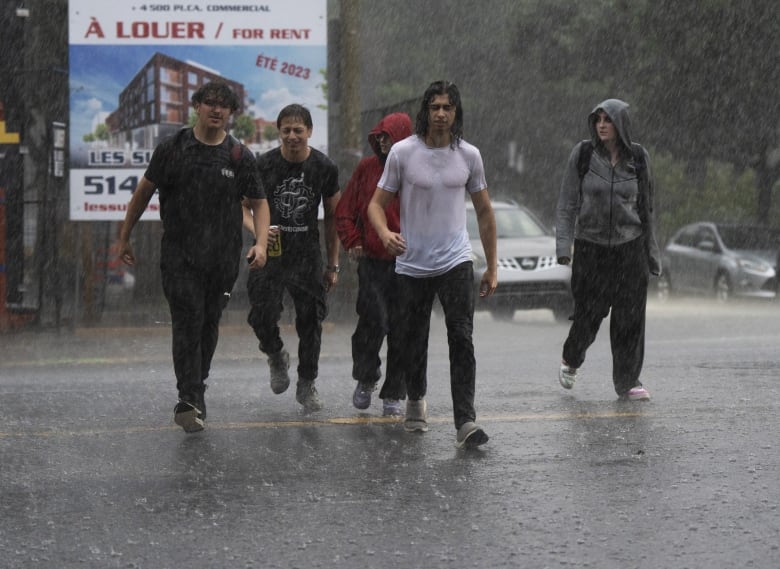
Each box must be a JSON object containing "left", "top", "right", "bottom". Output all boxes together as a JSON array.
[
  {"left": 193, "top": 390, "right": 207, "bottom": 421},
  {"left": 455, "top": 422, "right": 489, "bottom": 449},
  {"left": 174, "top": 401, "right": 204, "bottom": 433},
  {"left": 268, "top": 349, "right": 291, "bottom": 394}
]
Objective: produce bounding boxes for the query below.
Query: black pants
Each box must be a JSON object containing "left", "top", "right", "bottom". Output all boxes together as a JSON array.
[
  {"left": 396, "top": 261, "right": 476, "bottom": 429},
  {"left": 246, "top": 258, "right": 327, "bottom": 382},
  {"left": 562, "top": 238, "right": 649, "bottom": 395},
  {"left": 161, "top": 263, "right": 236, "bottom": 405},
  {"left": 352, "top": 257, "right": 406, "bottom": 400}
]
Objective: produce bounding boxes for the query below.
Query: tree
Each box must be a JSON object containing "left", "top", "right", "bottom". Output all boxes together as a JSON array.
[
  {"left": 262, "top": 124, "right": 278, "bottom": 144},
  {"left": 316, "top": 68, "right": 327, "bottom": 111},
  {"left": 231, "top": 114, "right": 255, "bottom": 143},
  {"left": 82, "top": 123, "right": 109, "bottom": 143},
  {"left": 632, "top": 0, "right": 780, "bottom": 222},
  {"left": 509, "top": 0, "right": 780, "bottom": 222},
  {"left": 94, "top": 123, "right": 109, "bottom": 141}
]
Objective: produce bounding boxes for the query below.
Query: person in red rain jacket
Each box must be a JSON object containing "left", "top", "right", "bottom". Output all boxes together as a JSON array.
[{"left": 336, "top": 112, "right": 412, "bottom": 416}]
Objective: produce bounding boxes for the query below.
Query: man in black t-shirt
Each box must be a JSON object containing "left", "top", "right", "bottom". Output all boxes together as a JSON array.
[
  {"left": 243, "top": 104, "right": 340, "bottom": 412},
  {"left": 118, "top": 81, "right": 270, "bottom": 433}
]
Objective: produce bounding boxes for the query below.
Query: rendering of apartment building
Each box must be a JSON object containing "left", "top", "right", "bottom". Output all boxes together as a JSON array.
[{"left": 106, "top": 52, "right": 246, "bottom": 151}]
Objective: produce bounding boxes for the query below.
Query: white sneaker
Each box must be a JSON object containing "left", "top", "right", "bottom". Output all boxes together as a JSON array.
[
  {"left": 559, "top": 361, "right": 577, "bottom": 389},
  {"left": 621, "top": 386, "right": 651, "bottom": 401}
]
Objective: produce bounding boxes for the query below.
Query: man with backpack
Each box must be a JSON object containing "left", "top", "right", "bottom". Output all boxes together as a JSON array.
[
  {"left": 555, "top": 98, "right": 660, "bottom": 401},
  {"left": 118, "top": 81, "right": 270, "bottom": 433}
]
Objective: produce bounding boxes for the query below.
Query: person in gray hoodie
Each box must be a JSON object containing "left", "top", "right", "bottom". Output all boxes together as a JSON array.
[{"left": 555, "top": 98, "right": 660, "bottom": 401}]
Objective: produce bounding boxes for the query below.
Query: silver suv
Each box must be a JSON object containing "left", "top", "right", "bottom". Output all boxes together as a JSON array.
[{"left": 467, "top": 200, "right": 573, "bottom": 321}]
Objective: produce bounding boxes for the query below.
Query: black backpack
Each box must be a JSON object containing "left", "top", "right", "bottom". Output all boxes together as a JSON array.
[{"left": 576, "top": 139, "right": 646, "bottom": 183}]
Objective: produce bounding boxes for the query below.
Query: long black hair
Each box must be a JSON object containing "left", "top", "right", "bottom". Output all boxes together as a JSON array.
[{"left": 414, "top": 80, "right": 464, "bottom": 148}]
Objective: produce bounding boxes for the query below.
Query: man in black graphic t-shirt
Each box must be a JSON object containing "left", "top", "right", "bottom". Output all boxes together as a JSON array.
[
  {"left": 118, "top": 81, "right": 270, "bottom": 433},
  {"left": 243, "top": 104, "right": 340, "bottom": 412}
]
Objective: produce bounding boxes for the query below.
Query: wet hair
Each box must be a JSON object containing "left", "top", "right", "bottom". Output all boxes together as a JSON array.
[
  {"left": 191, "top": 81, "right": 240, "bottom": 112},
  {"left": 589, "top": 103, "right": 633, "bottom": 164},
  {"left": 415, "top": 80, "right": 464, "bottom": 147},
  {"left": 276, "top": 104, "right": 313, "bottom": 129}
]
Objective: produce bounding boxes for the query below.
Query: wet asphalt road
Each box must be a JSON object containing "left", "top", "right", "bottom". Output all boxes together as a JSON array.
[{"left": 1, "top": 299, "right": 780, "bottom": 568}]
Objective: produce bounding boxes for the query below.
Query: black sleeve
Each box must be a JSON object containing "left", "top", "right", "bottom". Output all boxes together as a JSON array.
[
  {"left": 322, "top": 160, "right": 340, "bottom": 199},
  {"left": 143, "top": 139, "right": 173, "bottom": 187},
  {"left": 239, "top": 147, "right": 265, "bottom": 200}
]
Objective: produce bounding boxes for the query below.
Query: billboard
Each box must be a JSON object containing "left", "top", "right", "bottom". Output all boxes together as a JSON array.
[{"left": 68, "top": 0, "right": 328, "bottom": 221}]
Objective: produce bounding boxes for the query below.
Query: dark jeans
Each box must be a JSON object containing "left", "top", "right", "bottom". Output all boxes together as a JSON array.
[
  {"left": 563, "top": 237, "right": 649, "bottom": 395},
  {"left": 352, "top": 257, "right": 406, "bottom": 400},
  {"left": 161, "top": 263, "right": 236, "bottom": 405},
  {"left": 246, "top": 258, "right": 328, "bottom": 382},
  {"left": 396, "top": 261, "right": 476, "bottom": 429}
]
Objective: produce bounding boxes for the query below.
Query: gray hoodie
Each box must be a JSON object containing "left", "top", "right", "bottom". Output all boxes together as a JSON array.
[{"left": 555, "top": 98, "right": 661, "bottom": 275}]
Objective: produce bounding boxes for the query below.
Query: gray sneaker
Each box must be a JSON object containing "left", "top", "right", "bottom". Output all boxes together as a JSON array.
[
  {"left": 296, "top": 379, "right": 323, "bottom": 412},
  {"left": 404, "top": 399, "right": 428, "bottom": 432},
  {"left": 455, "top": 422, "right": 489, "bottom": 449},
  {"left": 382, "top": 399, "right": 403, "bottom": 417},
  {"left": 268, "top": 349, "right": 290, "bottom": 394},
  {"left": 173, "top": 401, "right": 204, "bottom": 433}
]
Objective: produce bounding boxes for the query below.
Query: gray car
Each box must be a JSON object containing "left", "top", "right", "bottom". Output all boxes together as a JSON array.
[
  {"left": 659, "top": 222, "right": 780, "bottom": 302},
  {"left": 467, "top": 200, "right": 573, "bottom": 321}
]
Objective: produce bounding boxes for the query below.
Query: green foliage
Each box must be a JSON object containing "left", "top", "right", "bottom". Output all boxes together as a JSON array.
[
  {"left": 654, "top": 149, "right": 763, "bottom": 246},
  {"left": 94, "top": 123, "right": 109, "bottom": 141},
  {"left": 316, "top": 68, "right": 327, "bottom": 111},
  {"left": 262, "top": 124, "right": 278, "bottom": 143},
  {"left": 231, "top": 114, "right": 256, "bottom": 143},
  {"left": 82, "top": 123, "right": 108, "bottom": 143},
  {"left": 510, "top": 0, "right": 779, "bottom": 224}
]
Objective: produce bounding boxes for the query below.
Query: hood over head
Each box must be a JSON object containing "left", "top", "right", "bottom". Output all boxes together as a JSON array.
[
  {"left": 368, "top": 112, "right": 413, "bottom": 158},
  {"left": 588, "top": 98, "right": 632, "bottom": 150}
]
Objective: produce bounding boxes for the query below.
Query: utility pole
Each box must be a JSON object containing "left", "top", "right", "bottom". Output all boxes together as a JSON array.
[
  {"left": 340, "top": 0, "right": 361, "bottom": 174},
  {"left": 326, "top": 0, "right": 362, "bottom": 318},
  {"left": 328, "top": 0, "right": 362, "bottom": 186}
]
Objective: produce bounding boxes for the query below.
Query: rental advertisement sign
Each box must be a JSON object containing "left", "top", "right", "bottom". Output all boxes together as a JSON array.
[{"left": 68, "top": 0, "right": 328, "bottom": 221}]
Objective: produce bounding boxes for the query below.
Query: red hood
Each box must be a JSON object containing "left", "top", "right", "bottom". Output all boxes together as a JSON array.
[{"left": 368, "top": 112, "right": 413, "bottom": 158}]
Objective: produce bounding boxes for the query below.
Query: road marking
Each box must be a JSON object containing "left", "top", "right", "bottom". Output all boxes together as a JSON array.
[
  {"left": 0, "top": 411, "right": 645, "bottom": 439},
  {"left": 1, "top": 356, "right": 147, "bottom": 367}
]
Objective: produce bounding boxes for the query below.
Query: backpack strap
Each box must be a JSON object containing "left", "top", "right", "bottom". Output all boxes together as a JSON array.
[
  {"left": 630, "top": 142, "right": 646, "bottom": 184},
  {"left": 576, "top": 140, "right": 593, "bottom": 180},
  {"left": 228, "top": 134, "right": 244, "bottom": 167},
  {"left": 630, "top": 142, "right": 662, "bottom": 274},
  {"left": 578, "top": 140, "right": 646, "bottom": 179}
]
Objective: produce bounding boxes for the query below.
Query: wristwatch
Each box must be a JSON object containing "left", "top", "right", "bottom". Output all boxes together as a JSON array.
[{"left": 326, "top": 264, "right": 340, "bottom": 274}]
